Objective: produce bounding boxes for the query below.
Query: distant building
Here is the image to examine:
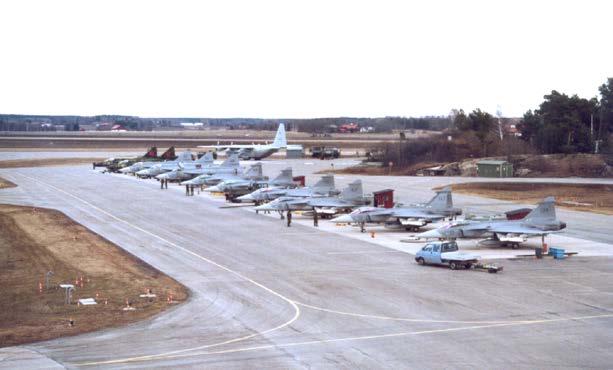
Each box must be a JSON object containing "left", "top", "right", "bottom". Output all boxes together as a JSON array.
[
  {"left": 477, "top": 160, "right": 513, "bottom": 178},
  {"left": 286, "top": 144, "right": 304, "bottom": 159},
  {"left": 180, "top": 122, "right": 204, "bottom": 130}
]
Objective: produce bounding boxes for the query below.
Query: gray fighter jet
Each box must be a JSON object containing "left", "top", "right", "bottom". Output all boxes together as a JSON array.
[
  {"left": 201, "top": 162, "right": 266, "bottom": 187},
  {"left": 237, "top": 173, "right": 337, "bottom": 204},
  {"left": 254, "top": 180, "right": 369, "bottom": 216},
  {"left": 331, "top": 187, "right": 462, "bottom": 232},
  {"left": 181, "top": 153, "right": 242, "bottom": 177},
  {"left": 135, "top": 150, "right": 195, "bottom": 178},
  {"left": 415, "top": 196, "right": 566, "bottom": 248},
  {"left": 209, "top": 167, "right": 296, "bottom": 194}
]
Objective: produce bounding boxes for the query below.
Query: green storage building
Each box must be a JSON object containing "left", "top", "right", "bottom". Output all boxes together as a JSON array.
[{"left": 476, "top": 160, "right": 513, "bottom": 178}]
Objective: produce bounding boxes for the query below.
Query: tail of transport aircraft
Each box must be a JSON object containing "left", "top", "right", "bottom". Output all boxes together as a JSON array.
[
  {"left": 272, "top": 123, "right": 287, "bottom": 148},
  {"left": 160, "top": 146, "right": 176, "bottom": 160},
  {"left": 221, "top": 153, "right": 240, "bottom": 167},
  {"left": 312, "top": 174, "right": 336, "bottom": 194},
  {"left": 339, "top": 180, "right": 363, "bottom": 202},
  {"left": 144, "top": 147, "right": 157, "bottom": 158},
  {"left": 426, "top": 187, "right": 453, "bottom": 211}
]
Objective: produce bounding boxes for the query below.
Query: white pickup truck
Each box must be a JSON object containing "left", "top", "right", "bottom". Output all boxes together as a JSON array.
[{"left": 415, "top": 241, "right": 480, "bottom": 270}]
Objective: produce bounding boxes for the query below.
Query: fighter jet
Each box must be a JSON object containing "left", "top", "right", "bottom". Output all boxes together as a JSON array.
[
  {"left": 181, "top": 153, "right": 241, "bottom": 177},
  {"left": 254, "top": 180, "right": 369, "bottom": 216},
  {"left": 199, "top": 123, "right": 287, "bottom": 160},
  {"left": 415, "top": 196, "right": 566, "bottom": 248},
  {"left": 135, "top": 150, "right": 194, "bottom": 178},
  {"left": 202, "top": 162, "right": 266, "bottom": 187},
  {"left": 121, "top": 148, "right": 206, "bottom": 175},
  {"left": 210, "top": 167, "right": 296, "bottom": 195},
  {"left": 331, "top": 187, "right": 462, "bottom": 232},
  {"left": 95, "top": 146, "right": 176, "bottom": 172},
  {"left": 236, "top": 173, "right": 337, "bottom": 204}
]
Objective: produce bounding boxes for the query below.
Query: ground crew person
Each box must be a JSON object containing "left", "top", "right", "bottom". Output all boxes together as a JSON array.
[{"left": 287, "top": 210, "right": 292, "bottom": 227}]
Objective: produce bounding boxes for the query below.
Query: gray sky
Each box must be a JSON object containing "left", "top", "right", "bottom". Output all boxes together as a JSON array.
[{"left": 1, "top": 0, "right": 611, "bottom": 118}]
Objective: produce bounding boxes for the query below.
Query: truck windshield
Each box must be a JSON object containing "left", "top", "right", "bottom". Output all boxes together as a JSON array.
[{"left": 442, "top": 243, "right": 458, "bottom": 252}]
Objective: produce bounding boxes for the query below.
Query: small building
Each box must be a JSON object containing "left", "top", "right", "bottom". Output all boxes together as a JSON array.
[
  {"left": 286, "top": 145, "right": 304, "bottom": 159},
  {"left": 476, "top": 160, "right": 513, "bottom": 178},
  {"left": 373, "top": 189, "right": 394, "bottom": 208}
]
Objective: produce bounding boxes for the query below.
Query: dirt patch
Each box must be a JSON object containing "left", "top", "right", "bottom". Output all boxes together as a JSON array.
[
  {"left": 0, "top": 158, "right": 105, "bottom": 168},
  {"left": 0, "top": 204, "right": 188, "bottom": 347},
  {"left": 0, "top": 177, "right": 16, "bottom": 189},
  {"left": 443, "top": 182, "right": 613, "bottom": 215}
]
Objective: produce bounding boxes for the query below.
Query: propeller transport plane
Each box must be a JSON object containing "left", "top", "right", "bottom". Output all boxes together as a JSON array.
[{"left": 200, "top": 123, "right": 288, "bottom": 160}]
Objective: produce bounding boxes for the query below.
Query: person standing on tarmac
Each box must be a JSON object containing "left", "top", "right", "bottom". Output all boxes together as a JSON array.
[{"left": 287, "top": 210, "right": 292, "bottom": 227}]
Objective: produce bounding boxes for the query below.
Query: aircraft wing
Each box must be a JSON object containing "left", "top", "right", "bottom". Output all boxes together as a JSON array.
[
  {"left": 487, "top": 223, "right": 551, "bottom": 236},
  {"left": 303, "top": 198, "right": 354, "bottom": 208},
  {"left": 199, "top": 144, "right": 257, "bottom": 150},
  {"left": 386, "top": 208, "right": 447, "bottom": 221}
]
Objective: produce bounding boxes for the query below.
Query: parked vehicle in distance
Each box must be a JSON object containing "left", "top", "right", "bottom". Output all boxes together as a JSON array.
[
  {"left": 310, "top": 146, "right": 340, "bottom": 159},
  {"left": 415, "top": 241, "right": 480, "bottom": 270}
]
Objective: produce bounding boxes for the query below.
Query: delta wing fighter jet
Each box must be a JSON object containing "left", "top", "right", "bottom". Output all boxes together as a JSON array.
[
  {"left": 210, "top": 167, "right": 296, "bottom": 195},
  {"left": 97, "top": 146, "right": 176, "bottom": 172},
  {"left": 237, "top": 173, "right": 337, "bottom": 204},
  {"left": 254, "top": 180, "right": 369, "bottom": 217},
  {"left": 331, "top": 187, "right": 462, "bottom": 232},
  {"left": 200, "top": 123, "right": 287, "bottom": 160},
  {"left": 121, "top": 147, "right": 202, "bottom": 174},
  {"left": 135, "top": 150, "right": 194, "bottom": 178},
  {"left": 202, "top": 162, "right": 266, "bottom": 187},
  {"left": 415, "top": 196, "right": 566, "bottom": 248}
]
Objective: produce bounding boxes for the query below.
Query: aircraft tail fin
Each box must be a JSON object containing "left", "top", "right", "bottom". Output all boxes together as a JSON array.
[
  {"left": 197, "top": 151, "right": 214, "bottom": 164},
  {"left": 523, "top": 196, "right": 557, "bottom": 225},
  {"left": 271, "top": 167, "right": 293, "bottom": 185},
  {"left": 221, "top": 153, "right": 240, "bottom": 167},
  {"left": 339, "top": 180, "right": 363, "bottom": 202},
  {"left": 272, "top": 123, "right": 287, "bottom": 148},
  {"left": 244, "top": 162, "right": 263, "bottom": 178},
  {"left": 144, "top": 147, "right": 157, "bottom": 158},
  {"left": 427, "top": 187, "right": 453, "bottom": 210},
  {"left": 176, "top": 150, "right": 194, "bottom": 162},
  {"left": 312, "top": 174, "right": 335, "bottom": 194},
  {"left": 160, "top": 146, "right": 176, "bottom": 160}
]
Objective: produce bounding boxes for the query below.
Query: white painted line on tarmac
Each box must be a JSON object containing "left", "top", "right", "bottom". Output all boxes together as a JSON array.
[{"left": 14, "top": 172, "right": 301, "bottom": 366}]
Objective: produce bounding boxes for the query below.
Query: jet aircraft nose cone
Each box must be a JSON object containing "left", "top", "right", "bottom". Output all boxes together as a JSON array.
[
  {"left": 236, "top": 194, "right": 252, "bottom": 202},
  {"left": 205, "top": 186, "right": 220, "bottom": 192},
  {"left": 416, "top": 228, "right": 443, "bottom": 239},
  {"left": 331, "top": 214, "right": 353, "bottom": 223}
]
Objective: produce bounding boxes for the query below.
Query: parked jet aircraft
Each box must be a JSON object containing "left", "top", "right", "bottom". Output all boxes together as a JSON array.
[
  {"left": 96, "top": 146, "right": 176, "bottom": 172},
  {"left": 236, "top": 173, "right": 338, "bottom": 203},
  {"left": 415, "top": 196, "right": 566, "bottom": 248},
  {"left": 135, "top": 150, "right": 194, "bottom": 178},
  {"left": 254, "top": 180, "right": 369, "bottom": 215},
  {"left": 331, "top": 187, "right": 462, "bottom": 232},
  {"left": 199, "top": 123, "right": 287, "bottom": 160},
  {"left": 181, "top": 153, "right": 241, "bottom": 177},
  {"left": 122, "top": 149, "right": 211, "bottom": 174},
  {"left": 208, "top": 167, "right": 296, "bottom": 194},
  {"left": 201, "top": 162, "right": 266, "bottom": 187}
]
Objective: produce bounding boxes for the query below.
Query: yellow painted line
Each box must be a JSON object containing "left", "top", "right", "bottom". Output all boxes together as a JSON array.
[{"left": 15, "top": 173, "right": 301, "bottom": 366}]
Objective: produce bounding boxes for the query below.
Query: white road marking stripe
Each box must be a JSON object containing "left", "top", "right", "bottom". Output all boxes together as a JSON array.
[{"left": 14, "top": 173, "right": 301, "bottom": 366}]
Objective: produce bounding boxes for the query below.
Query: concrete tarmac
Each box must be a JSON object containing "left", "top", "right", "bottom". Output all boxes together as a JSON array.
[{"left": 0, "top": 163, "right": 612, "bottom": 369}]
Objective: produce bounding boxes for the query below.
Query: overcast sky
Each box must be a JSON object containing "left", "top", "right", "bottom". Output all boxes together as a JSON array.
[{"left": 0, "top": 0, "right": 611, "bottom": 118}]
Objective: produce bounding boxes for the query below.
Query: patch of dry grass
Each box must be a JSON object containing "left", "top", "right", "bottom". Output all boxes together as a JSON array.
[
  {"left": 443, "top": 182, "right": 613, "bottom": 215},
  {"left": 0, "top": 204, "right": 188, "bottom": 347}
]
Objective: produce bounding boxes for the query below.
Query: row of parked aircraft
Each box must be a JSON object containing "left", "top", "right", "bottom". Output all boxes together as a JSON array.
[{"left": 101, "top": 145, "right": 567, "bottom": 249}]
